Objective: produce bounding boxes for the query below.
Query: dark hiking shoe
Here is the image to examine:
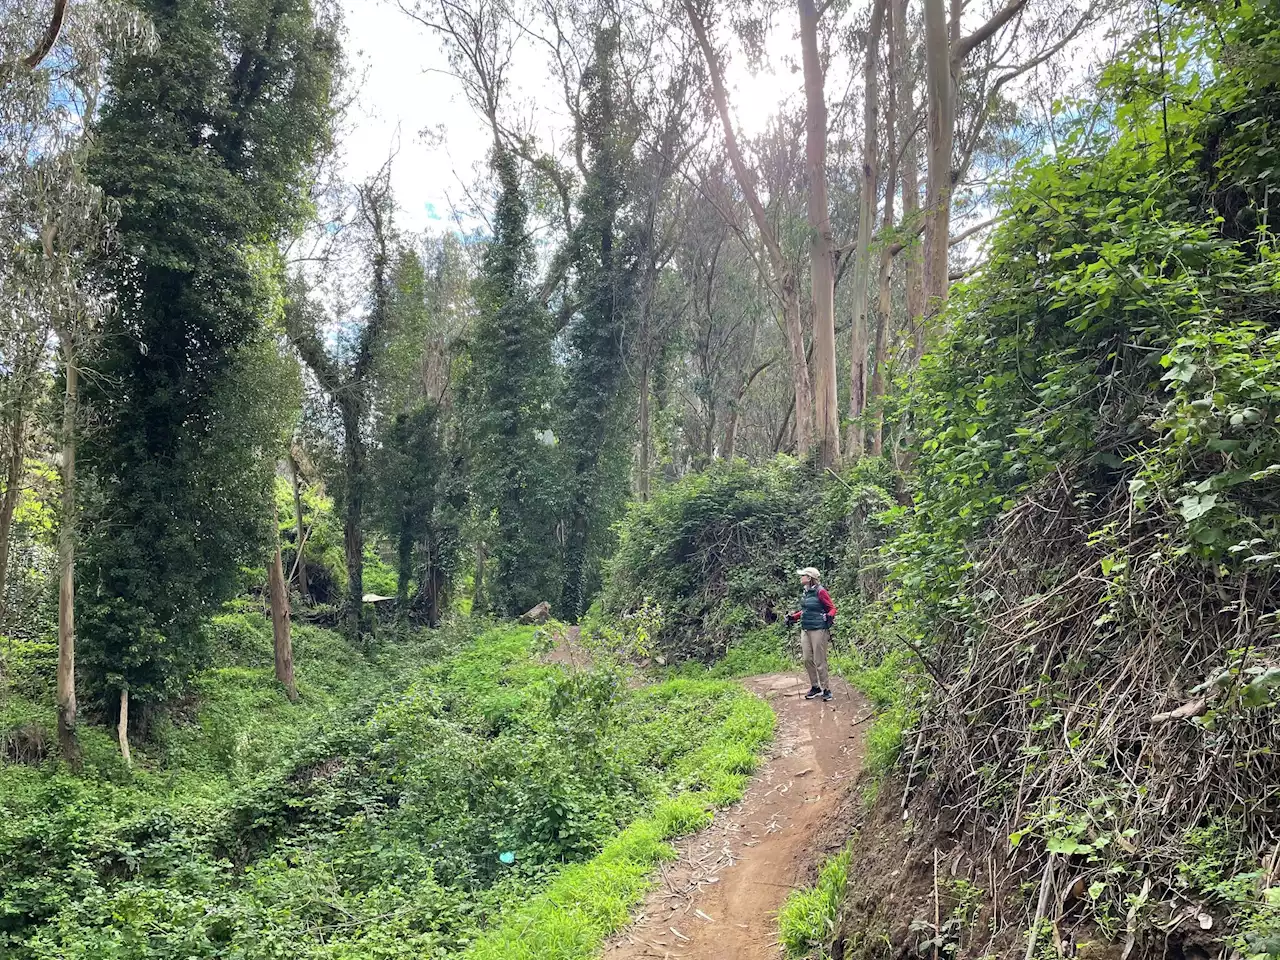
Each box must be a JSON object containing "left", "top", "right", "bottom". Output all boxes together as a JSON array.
[
  {"left": 804, "top": 686, "right": 822, "bottom": 700},
  {"left": 821, "top": 689, "right": 833, "bottom": 702}
]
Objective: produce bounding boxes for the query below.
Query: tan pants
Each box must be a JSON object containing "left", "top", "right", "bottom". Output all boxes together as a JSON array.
[{"left": 801, "top": 628, "right": 830, "bottom": 690}]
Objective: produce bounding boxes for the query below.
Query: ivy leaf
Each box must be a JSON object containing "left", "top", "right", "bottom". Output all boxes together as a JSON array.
[{"left": 1178, "top": 493, "right": 1218, "bottom": 521}]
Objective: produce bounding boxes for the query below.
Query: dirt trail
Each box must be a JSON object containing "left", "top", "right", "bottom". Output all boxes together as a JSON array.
[{"left": 604, "top": 673, "right": 870, "bottom": 960}]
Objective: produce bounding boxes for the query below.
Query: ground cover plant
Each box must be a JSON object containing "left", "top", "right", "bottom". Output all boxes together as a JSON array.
[{"left": 0, "top": 619, "right": 773, "bottom": 959}]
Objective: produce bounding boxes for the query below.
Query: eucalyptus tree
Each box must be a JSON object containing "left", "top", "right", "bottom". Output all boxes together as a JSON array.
[{"left": 682, "top": 0, "right": 820, "bottom": 463}]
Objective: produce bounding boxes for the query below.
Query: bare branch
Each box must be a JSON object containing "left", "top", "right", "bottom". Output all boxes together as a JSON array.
[{"left": 954, "top": 0, "right": 1030, "bottom": 64}]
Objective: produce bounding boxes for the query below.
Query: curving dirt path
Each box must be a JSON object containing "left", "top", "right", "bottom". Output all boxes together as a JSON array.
[{"left": 603, "top": 673, "right": 870, "bottom": 960}]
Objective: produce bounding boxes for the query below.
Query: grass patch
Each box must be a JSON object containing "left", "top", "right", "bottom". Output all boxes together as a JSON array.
[
  {"left": 778, "top": 846, "right": 853, "bottom": 957},
  {"left": 831, "top": 644, "right": 916, "bottom": 777},
  {"left": 462, "top": 680, "right": 775, "bottom": 960}
]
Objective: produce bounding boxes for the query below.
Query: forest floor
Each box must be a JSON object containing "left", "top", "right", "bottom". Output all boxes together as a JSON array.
[{"left": 602, "top": 673, "right": 870, "bottom": 960}]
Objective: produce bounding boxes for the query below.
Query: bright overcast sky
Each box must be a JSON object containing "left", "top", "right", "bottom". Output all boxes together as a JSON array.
[{"left": 339, "top": 0, "right": 796, "bottom": 236}]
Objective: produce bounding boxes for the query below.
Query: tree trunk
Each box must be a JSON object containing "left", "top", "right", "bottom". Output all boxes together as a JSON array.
[
  {"left": 870, "top": 0, "right": 903, "bottom": 456},
  {"left": 473, "top": 541, "right": 486, "bottom": 614},
  {"left": 286, "top": 450, "right": 309, "bottom": 601},
  {"left": 638, "top": 351, "right": 651, "bottom": 500},
  {"left": 800, "top": 0, "right": 841, "bottom": 469},
  {"left": 923, "top": 0, "right": 955, "bottom": 317},
  {"left": 0, "top": 398, "right": 28, "bottom": 618},
  {"left": 268, "top": 505, "right": 297, "bottom": 702},
  {"left": 723, "top": 402, "right": 740, "bottom": 461},
  {"left": 780, "top": 280, "right": 814, "bottom": 457},
  {"left": 117, "top": 687, "right": 130, "bottom": 767},
  {"left": 848, "top": 0, "right": 887, "bottom": 459},
  {"left": 56, "top": 344, "right": 78, "bottom": 765},
  {"left": 684, "top": 0, "right": 814, "bottom": 457},
  {"left": 904, "top": 130, "right": 925, "bottom": 364},
  {"left": 396, "top": 526, "right": 412, "bottom": 611},
  {"left": 341, "top": 411, "right": 364, "bottom": 641}
]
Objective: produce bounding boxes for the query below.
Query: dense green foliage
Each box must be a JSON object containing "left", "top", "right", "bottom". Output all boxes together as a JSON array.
[
  {"left": 878, "top": 0, "right": 1280, "bottom": 947},
  {"left": 0, "top": 621, "right": 772, "bottom": 958},
  {"left": 80, "top": 0, "right": 337, "bottom": 707},
  {"left": 465, "top": 149, "right": 561, "bottom": 617},
  {"left": 603, "top": 457, "right": 896, "bottom": 660},
  {"left": 556, "top": 25, "right": 638, "bottom": 619}
]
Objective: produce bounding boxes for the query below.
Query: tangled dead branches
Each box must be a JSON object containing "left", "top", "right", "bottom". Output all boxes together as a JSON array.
[{"left": 914, "top": 465, "right": 1280, "bottom": 950}]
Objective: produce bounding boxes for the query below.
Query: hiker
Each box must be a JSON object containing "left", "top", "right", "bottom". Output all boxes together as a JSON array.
[{"left": 784, "top": 566, "right": 836, "bottom": 702}]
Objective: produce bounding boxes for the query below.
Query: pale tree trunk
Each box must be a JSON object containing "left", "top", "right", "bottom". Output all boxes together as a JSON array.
[
  {"left": 848, "top": 0, "right": 887, "bottom": 459},
  {"left": 904, "top": 142, "right": 925, "bottom": 364},
  {"left": 268, "top": 504, "right": 297, "bottom": 702},
  {"left": 922, "top": 0, "right": 955, "bottom": 317},
  {"left": 779, "top": 281, "right": 813, "bottom": 457},
  {"left": 0, "top": 399, "right": 28, "bottom": 617},
  {"left": 638, "top": 352, "right": 651, "bottom": 500},
  {"left": 723, "top": 402, "right": 740, "bottom": 461},
  {"left": 55, "top": 336, "right": 78, "bottom": 764},
  {"left": 286, "top": 451, "right": 309, "bottom": 601},
  {"left": 869, "top": 0, "right": 903, "bottom": 457},
  {"left": 923, "top": 0, "right": 1030, "bottom": 316},
  {"left": 117, "top": 687, "right": 130, "bottom": 767},
  {"left": 685, "top": 0, "right": 814, "bottom": 456},
  {"left": 799, "top": 0, "right": 840, "bottom": 469}
]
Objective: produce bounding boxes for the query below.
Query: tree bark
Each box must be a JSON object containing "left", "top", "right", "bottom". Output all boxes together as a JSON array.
[
  {"left": 268, "top": 504, "right": 297, "bottom": 702},
  {"left": 800, "top": 0, "right": 840, "bottom": 469},
  {"left": 55, "top": 340, "right": 78, "bottom": 765},
  {"left": 285, "top": 450, "right": 309, "bottom": 601},
  {"left": 922, "top": 0, "right": 954, "bottom": 318},
  {"left": 117, "top": 687, "right": 130, "bottom": 767},
  {"left": 0, "top": 398, "right": 28, "bottom": 618},
  {"left": 341, "top": 408, "right": 365, "bottom": 640},
  {"left": 473, "top": 541, "right": 487, "bottom": 614},
  {"left": 848, "top": 0, "right": 887, "bottom": 459},
  {"left": 638, "top": 351, "right": 651, "bottom": 500},
  {"left": 922, "top": 0, "right": 1030, "bottom": 317},
  {"left": 870, "top": 0, "right": 904, "bottom": 457},
  {"left": 904, "top": 128, "right": 925, "bottom": 363},
  {"left": 18, "top": 0, "right": 69, "bottom": 71},
  {"left": 684, "top": 0, "right": 814, "bottom": 456}
]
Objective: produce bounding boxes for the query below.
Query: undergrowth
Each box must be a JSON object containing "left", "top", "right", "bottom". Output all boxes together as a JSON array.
[
  {"left": 778, "top": 846, "right": 853, "bottom": 958},
  {"left": 0, "top": 617, "right": 773, "bottom": 959},
  {"left": 462, "top": 679, "right": 774, "bottom": 959}
]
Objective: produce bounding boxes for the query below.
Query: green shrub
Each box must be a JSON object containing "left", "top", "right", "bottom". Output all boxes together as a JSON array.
[{"left": 603, "top": 458, "right": 896, "bottom": 662}]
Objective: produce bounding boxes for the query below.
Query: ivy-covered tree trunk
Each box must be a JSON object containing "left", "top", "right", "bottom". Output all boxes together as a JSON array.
[
  {"left": 469, "top": 146, "right": 559, "bottom": 617},
  {"left": 558, "top": 25, "right": 636, "bottom": 619},
  {"left": 81, "top": 0, "right": 337, "bottom": 709},
  {"left": 341, "top": 406, "right": 365, "bottom": 639}
]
